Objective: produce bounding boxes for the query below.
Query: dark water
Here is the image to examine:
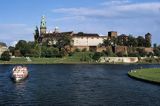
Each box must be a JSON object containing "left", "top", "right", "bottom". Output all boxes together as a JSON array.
[{"left": 0, "top": 64, "right": 160, "bottom": 106}]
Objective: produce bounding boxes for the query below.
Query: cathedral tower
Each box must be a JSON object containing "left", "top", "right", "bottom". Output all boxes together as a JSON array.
[{"left": 40, "top": 16, "right": 46, "bottom": 35}]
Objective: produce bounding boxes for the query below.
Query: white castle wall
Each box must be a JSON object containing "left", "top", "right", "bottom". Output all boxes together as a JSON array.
[
  {"left": 73, "top": 37, "right": 105, "bottom": 46},
  {"left": 100, "top": 57, "right": 139, "bottom": 63}
]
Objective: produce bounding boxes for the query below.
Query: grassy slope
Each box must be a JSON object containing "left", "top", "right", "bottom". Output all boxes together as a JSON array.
[
  {"left": 128, "top": 68, "right": 160, "bottom": 83},
  {"left": 0, "top": 52, "right": 91, "bottom": 64}
]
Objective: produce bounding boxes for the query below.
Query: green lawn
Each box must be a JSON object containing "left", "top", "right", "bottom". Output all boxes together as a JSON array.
[
  {"left": 128, "top": 68, "right": 160, "bottom": 83},
  {"left": 0, "top": 52, "right": 93, "bottom": 64}
]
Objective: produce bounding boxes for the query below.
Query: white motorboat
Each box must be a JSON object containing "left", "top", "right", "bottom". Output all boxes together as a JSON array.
[{"left": 11, "top": 66, "right": 28, "bottom": 82}]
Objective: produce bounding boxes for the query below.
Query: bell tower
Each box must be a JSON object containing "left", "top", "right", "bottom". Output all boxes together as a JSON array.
[{"left": 40, "top": 16, "right": 46, "bottom": 35}]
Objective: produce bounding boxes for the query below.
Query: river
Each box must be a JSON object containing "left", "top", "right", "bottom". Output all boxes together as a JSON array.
[{"left": 0, "top": 64, "right": 160, "bottom": 106}]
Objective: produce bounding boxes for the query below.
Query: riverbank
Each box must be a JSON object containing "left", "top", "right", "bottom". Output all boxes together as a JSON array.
[
  {"left": 0, "top": 52, "right": 160, "bottom": 64},
  {"left": 128, "top": 68, "right": 160, "bottom": 84},
  {"left": 0, "top": 57, "right": 160, "bottom": 64}
]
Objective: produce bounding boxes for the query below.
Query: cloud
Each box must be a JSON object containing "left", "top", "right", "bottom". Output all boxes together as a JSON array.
[
  {"left": 0, "top": 24, "right": 34, "bottom": 45},
  {"left": 51, "top": 1, "right": 160, "bottom": 44},
  {"left": 101, "top": 0, "right": 131, "bottom": 6},
  {"left": 10, "top": 41, "right": 18, "bottom": 47},
  {"left": 52, "top": 2, "right": 160, "bottom": 19}
]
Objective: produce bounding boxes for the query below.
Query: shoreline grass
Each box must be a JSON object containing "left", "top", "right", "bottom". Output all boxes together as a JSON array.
[{"left": 128, "top": 68, "right": 160, "bottom": 84}]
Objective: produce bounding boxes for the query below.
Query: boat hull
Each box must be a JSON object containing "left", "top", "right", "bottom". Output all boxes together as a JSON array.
[{"left": 11, "top": 66, "right": 29, "bottom": 82}]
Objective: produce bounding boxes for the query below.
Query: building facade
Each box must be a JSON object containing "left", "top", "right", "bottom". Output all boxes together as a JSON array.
[
  {"left": 0, "top": 44, "right": 8, "bottom": 57},
  {"left": 35, "top": 16, "right": 152, "bottom": 53}
]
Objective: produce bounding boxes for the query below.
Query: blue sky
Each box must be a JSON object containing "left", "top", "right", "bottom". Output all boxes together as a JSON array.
[{"left": 0, "top": 0, "right": 160, "bottom": 46}]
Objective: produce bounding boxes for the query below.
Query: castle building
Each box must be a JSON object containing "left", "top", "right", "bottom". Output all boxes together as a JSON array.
[
  {"left": 37, "top": 16, "right": 108, "bottom": 51},
  {"left": 36, "top": 16, "right": 152, "bottom": 53}
]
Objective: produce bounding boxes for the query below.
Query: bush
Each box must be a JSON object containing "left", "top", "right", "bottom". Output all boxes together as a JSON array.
[
  {"left": 75, "top": 48, "right": 81, "bottom": 52},
  {"left": 68, "top": 52, "right": 74, "bottom": 56},
  {"left": 1, "top": 51, "right": 11, "bottom": 61},
  {"left": 82, "top": 48, "right": 87, "bottom": 52},
  {"left": 80, "top": 53, "right": 91, "bottom": 62},
  {"left": 92, "top": 52, "right": 102, "bottom": 61}
]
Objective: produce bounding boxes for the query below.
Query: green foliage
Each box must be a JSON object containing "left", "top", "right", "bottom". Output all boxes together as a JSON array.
[
  {"left": 136, "top": 48, "right": 147, "bottom": 57},
  {"left": 137, "top": 36, "right": 145, "bottom": 47},
  {"left": 116, "top": 52, "right": 126, "bottom": 57},
  {"left": 102, "top": 39, "right": 111, "bottom": 46},
  {"left": 128, "top": 35, "right": 138, "bottom": 47},
  {"left": 128, "top": 52, "right": 139, "bottom": 57},
  {"left": 92, "top": 52, "right": 103, "bottom": 61},
  {"left": 80, "top": 52, "right": 93, "bottom": 62},
  {"left": 82, "top": 48, "right": 87, "bottom": 52},
  {"left": 15, "top": 40, "right": 29, "bottom": 56},
  {"left": 75, "top": 48, "right": 81, "bottom": 52},
  {"left": 154, "top": 46, "right": 160, "bottom": 57},
  {"left": 8, "top": 46, "right": 15, "bottom": 55},
  {"left": 58, "top": 48, "right": 68, "bottom": 57},
  {"left": 41, "top": 46, "right": 59, "bottom": 58},
  {"left": 1, "top": 51, "right": 11, "bottom": 61},
  {"left": 56, "top": 34, "right": 73, "bottom": 50},
  {"left": 34, "top": 26, "right": 39, "bottom": 41}
]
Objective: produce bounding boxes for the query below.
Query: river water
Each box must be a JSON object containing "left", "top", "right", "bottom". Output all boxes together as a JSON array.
[{"left": 0, "top": 64, "right": 160, "bottom": 106}]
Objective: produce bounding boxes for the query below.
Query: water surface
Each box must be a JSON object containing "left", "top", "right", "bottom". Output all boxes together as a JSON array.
[{"left": 0, "top": 64, "right": 160, "bottom": 106}]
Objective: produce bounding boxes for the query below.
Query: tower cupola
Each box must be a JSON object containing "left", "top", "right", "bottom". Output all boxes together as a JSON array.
[{"left": 40, "top": 16, "right": 46, "bottom": 35}]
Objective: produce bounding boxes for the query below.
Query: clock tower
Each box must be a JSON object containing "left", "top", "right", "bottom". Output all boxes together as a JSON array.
[{"left": 40, "top": 16, "right": 46, "bottom": 35}]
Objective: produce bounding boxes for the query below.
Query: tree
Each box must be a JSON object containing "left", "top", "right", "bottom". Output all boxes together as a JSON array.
[
  {"left": 102, "top": 39, "right": 111, "bottom": 47},
  {"left": 56, "top": 34, "right": 73, "bottom": 52},
  {"left": 145, "top": 33, "right": 152, "bottom": 47},
  {"left": 1, "top": 51, "right": 11, "bottom": 61},
  {"left": 8, "top": 46, "right": 15, "bottom": 56},
  {"left": 15, "top": 40, "right": 33, "bottom": 57},
  {"left": 34, "top": 26, "right": 39, "bottom": 42},
  {"left": 137, "top": 36, "right": 145, "bottom": 47},
  {"left": 154, "top": 48, "right": 160, "bottom": 57},
  {"left": 92, "top": 52, "right": 102, "bottom": 61},
  {"left": 128, "top": 35, "right": 138, "bottom": 47}
]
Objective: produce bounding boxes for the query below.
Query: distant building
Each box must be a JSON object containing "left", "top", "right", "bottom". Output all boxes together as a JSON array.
[
  {"left": 0, "top": 42, "right": 8, "bottom": 57},
  {"left": 108, "top": 31, "right": 118, "bottom": 39}
]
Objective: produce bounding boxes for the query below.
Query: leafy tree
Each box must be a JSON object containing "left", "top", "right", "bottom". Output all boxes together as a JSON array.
[
  {"left": 92, "top": 52, "right": 103, "bottom": 61},
  {"left": 154, "top": 48, "right": 160, "bottom": 57},
  {"left": 128, "top": 35, "right": 138, "bottom": 47},
  {"left": 56, "top": 34, "right": 73, "bottom": 52},
  {"left": 145, "top": 33, "right": 152, "bottom": 47},
  {"left": 8, "top": 46, "right": 15, "bottom": 56},
  {"left": 1, "top": 51, "right": 11, "bottom": 61},
  {"left": 34, "top": 26, "right": 39, "bottom": 42},
  {"left": 153, "top": 43, "right": 157, "bottom": 49},
  {"left": 137, "top": 36, "right": 145, "bottom": 47},
  {"left": 15, "top": 40, "right": 29, "bottom": 56},
  {"left": 102, "top": 39, "right": 111, "bottom": 47},
  {"left": 145, "top": 40, "right": 151, "bottom": 47}
]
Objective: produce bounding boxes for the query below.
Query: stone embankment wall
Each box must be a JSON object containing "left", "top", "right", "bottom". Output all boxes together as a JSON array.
[{"left": 100, "top": 57, "right": 139, "bottom": 63}]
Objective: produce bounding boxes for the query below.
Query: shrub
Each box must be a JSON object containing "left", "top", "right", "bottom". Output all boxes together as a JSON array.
[
  {"left": 92, "top": 52, "right": 102, "bottom": 61},
  {"left": 82, "top": 48, "right": 87, "bottom": 52},
  {"left": 1, "top": 51, "right": 11, "bottom": 61},
  {"left": 75, "top": 48, "right": 81, "bottom": 52}
]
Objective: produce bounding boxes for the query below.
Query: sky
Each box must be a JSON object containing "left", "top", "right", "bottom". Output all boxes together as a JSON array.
[{"left": 0, "top": 0, "right": 160, "bottom": 46}]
